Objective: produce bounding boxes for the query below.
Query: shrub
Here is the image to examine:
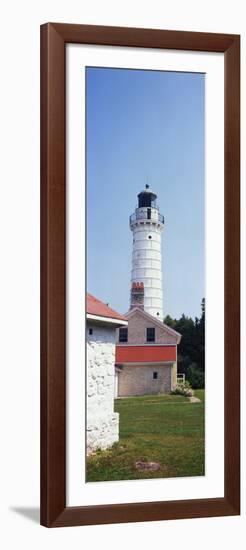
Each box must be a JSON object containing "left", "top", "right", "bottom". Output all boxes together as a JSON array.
[
  {"left": 187, "top": 364, "right": 205, "bottom": 389},
  {"left": 171, "top": 381, "right": 194, "bottom": 397}
]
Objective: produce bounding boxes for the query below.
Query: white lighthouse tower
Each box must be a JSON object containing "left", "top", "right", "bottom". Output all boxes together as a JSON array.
[{"left": 129, "top": 185, "right": 164, "bottom": 319}]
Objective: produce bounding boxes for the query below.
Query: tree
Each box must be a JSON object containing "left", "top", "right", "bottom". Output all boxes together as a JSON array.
[
  {"left": 164, "top": 299, "right": 205, "bottom": 388},
  {"left": 164, "top": 314, "right": 176, "bottom": 329},
  {"left": 187, "top": 363, "right": 205, "bottom": 389}
]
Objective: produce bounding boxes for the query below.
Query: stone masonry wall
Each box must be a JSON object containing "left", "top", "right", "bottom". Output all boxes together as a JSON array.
[
  {"left": 87, "top": 323, "right": 119, "bottom": 455},
  {"left": 116, "top": 309, "right": 177, "bottom": 345},
  {"left": 118, "top": 363, "right": 173, "bottom": 397}
]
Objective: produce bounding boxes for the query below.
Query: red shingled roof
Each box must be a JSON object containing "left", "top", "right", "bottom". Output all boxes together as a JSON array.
[{"left": 87, "top": 293, "right": 127, "bottom": 321}]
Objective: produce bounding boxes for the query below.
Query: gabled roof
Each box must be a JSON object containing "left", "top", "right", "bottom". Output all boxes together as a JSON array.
[
  {"left": 87, "top": 293, "right": 127, "bottom": 323},
  {"left": 125, "top": 307, "right": 181, "bottom": 343}
]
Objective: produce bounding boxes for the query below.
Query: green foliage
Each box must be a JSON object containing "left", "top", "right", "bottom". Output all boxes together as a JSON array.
[
  {"left": 163, "top": 314, "right": 176, "bottom": 329},
  {"left": 187, "top": 364, "right": 205, "bottom": 389},
  {"left": 164, "top": 298, "right": 205, "bottom": 389},
  {"left": 171, "top": 381, "right": 194, "bottom": 397}
]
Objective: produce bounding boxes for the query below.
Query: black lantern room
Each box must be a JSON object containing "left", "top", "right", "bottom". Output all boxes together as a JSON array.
[{"left": 138, "top": 184, "right": 157, "bottom": 209}]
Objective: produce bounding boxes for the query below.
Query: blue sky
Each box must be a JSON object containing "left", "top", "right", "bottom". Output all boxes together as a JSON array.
[{"left": 86, "top": 67, "right": 205, "bottom": 320}]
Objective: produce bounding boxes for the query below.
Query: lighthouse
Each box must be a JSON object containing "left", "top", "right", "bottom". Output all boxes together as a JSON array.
[{"left": 129, "top": 185, "right": 165, "bottom": 319}]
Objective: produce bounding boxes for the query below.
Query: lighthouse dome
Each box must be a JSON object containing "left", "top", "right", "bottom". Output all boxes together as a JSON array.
[{"left": 138, "top": 185, "right": 158, "bottom": 208}]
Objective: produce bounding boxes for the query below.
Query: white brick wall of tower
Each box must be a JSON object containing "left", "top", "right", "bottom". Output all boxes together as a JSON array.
[{"left": 130, "top": 204, "right": 164, "bottom": 319}]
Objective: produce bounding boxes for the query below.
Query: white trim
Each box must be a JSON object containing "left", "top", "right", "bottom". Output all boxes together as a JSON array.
[
  {"left": 116, "top": 343, "right": 177, "bottom": 347},
  {"left": 87, "top": 313, "right": 128, "bottom": 326},
  {"left": 117, "top": 361, "right": 174, "bottom": 367}
]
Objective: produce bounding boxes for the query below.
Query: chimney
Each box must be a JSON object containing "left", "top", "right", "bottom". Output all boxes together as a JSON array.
[{"left": 130, "top": 282, "right": 144, "bottom": 310}]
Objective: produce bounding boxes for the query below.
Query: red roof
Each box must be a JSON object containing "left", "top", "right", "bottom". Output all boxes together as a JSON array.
[
  {"left": 87, "top": 293, "right": 127, "bottom": 321},
  {"left": 116, "top": 345, "right": 176, "bottom": 363}
]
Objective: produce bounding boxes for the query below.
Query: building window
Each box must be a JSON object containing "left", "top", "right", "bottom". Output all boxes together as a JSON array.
[
  {"left": 147, "top": 327, "right": 155, "bottom": 342},
  {"left": 148, "top": 235, "right": 152, "bottom": 239},
  {"left": 153, "top": 372, "right": 158, "bottom": 380},
  {"left": 89, "top": 328, "right": 93, "bottom": 335},
  {"left": 119, "top": 327, "right": 128, "bottom": 343}
]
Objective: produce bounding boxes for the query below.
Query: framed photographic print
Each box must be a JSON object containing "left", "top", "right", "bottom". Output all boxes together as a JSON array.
[{"left": 40, "top": 23, "right": 240, "bottom": 527}]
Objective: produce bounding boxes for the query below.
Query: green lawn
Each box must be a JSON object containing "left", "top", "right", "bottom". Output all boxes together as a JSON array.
[{"left": 86, "top": 390, "right": 205, "bottom": 482}]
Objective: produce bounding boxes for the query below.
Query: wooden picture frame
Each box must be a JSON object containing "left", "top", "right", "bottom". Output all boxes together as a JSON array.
[{"left": 40, "top": 22, "right": 240, "bottom": 527}]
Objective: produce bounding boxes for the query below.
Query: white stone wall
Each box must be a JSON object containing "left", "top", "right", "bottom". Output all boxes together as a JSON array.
[{"left": 86, "top": 323, "right": 119, "bottom": 454}]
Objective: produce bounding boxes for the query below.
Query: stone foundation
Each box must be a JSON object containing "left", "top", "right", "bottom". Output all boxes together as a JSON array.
[{"left": 87, "top": 412, "right": 119, "bottom": 454}]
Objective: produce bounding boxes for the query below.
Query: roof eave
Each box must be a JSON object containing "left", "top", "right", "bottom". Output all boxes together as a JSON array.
[{"left": 87, "top": 313, "right": 128, "bottom": 327}]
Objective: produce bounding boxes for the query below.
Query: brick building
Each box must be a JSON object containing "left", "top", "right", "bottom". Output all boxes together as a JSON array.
[{"left": 115, "top": 306, "right": 181, "bottom": 397}]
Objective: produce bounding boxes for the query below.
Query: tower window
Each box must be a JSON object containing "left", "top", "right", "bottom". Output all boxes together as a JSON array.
[
  {"left": 119, "top": 327, "right": 128, "bottom": 343},
  {"left": 153, "top": 372, "right": 158, "bottom": 380},
  {"left": 147, "top": 327, "right": 155, "bottom": 342},
  {"left": 89, "top": 328, "right": 93, "bottom": 335},
  {"left": 148, "top": 235, "right": 152, "bottom": 239}
]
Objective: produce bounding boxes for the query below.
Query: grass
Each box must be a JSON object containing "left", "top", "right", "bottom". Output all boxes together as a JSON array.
[{"left": 86, "top": 390, "right": 205, "bottom": 482}]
